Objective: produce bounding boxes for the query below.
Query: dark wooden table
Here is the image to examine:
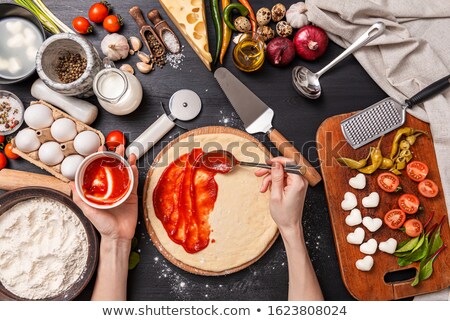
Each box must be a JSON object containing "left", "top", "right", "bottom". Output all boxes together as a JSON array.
[{"left": 0, "top": 0, "right": 389, "bottom": 300}]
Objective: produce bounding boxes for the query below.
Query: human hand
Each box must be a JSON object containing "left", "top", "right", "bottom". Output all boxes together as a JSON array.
[
  {"left": 255, "top": 157, "right": 308, "bottom": 234},
  {"left": 70, "top": 145, "right": 139, "bottom": 242}
]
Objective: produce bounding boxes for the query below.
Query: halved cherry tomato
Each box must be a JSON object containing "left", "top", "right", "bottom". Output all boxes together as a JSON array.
[
  {"left": 384, "top": 209, "right": 406, "bottom": 230},
  {"left": 4, "top": 143, "right": 19, "bottom": 159},
  {"left": 398, "top": 194, "right": 420, "bottom": 215},
  {"left": 377, "top": 172, "right": 401, "bottom": 192},
  {"left": 406, "top": 161, "right": 428, "bottom": 182},
  {"left": 418, "top": 179, "right": 439, "bottom": 198},
  {"left": 0, "top": 135, "right": 4, "bottom": 144},
  {"left": 106, "top": 130, "right": 126, "bottom": 151},
  {"left": 0, "top": 152, "right": 7, "bottom": 170},
  {"left": 404, "top": 219, "right": 423, "bottom": 237},
  {"left": 72, "top": 17, "right": 93, "bottom": 34},
  {"left": 89, "top": 2, "right": 110, "bottom": 23},
  {"left": 103, "top": 15, "right": 123, "bottom": 33}
]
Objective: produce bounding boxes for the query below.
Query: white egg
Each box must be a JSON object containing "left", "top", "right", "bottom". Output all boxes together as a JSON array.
[
  {"left": 61, "top": 155, "right": 85, "bottom": 180},
  {"left": 15, "top": 128, "right": 41, "bottom": 153},
  {"left": 74, "top": 131, "right": 101, "bottom": 156},
  {"left": 38, "top": 142, "right": 64, "bottom": 166},
  {"left": 24, "top": 104, "right": 54, "bottom": 129},
  {"left": 51, "top": 118, "right": 77, "bottom": 142}
]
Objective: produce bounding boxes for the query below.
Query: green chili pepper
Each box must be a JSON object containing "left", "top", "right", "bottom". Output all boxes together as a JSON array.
[
  {"left": 379, "top": 157, "right": 394, "bottom": 170},
  {"left": 399, "top": 140, "right": 410, "bottom": 151},
  {"left": 210, "top": 0, "right": 223, "bottom": 65},
  {"left": 223, "top": 3, "right": 249, "bottom": 31},
  {"left": 406, "top": 132, "right": 427, "bottom": 145},
  {"left": 336, "top": 147, "right": 372, "bottom": 169},
  {"left": 358, "top": 137, "right": 383, "bottom": 174}
]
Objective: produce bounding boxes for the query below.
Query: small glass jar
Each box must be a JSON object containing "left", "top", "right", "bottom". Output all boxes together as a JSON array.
[
  {"left": 232, "top": 32, "right": 265, "bottom": 72},
  {"left": 93, "top": 58, "right": 143, "bottom": 116}
]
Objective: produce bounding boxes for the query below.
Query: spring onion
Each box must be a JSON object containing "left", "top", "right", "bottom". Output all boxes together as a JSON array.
[{"left": 14, "top": 0, "right": 73, "bottom": 34}]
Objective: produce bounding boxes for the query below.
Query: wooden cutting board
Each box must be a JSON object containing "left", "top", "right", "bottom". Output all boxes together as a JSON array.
[{"left": 316, "top": 113, "right": 450, "bottom": 300}]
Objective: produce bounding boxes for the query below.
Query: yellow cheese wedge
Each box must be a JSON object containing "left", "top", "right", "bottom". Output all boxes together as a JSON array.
[{"left": 159, "top": 0, "right": 212, "bottom": 71}]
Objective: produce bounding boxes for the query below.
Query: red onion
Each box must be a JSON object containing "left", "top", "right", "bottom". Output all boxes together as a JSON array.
[
  {"left": 266, "top": 37, "right": 296, "bottom": 67},
  {"left": 294, "top": 25, "right": 328, "bottom": 61}
]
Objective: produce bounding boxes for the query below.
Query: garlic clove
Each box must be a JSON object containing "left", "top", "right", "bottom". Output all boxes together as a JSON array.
[
  {"left": 137, "top": 51, "right": 151, "bottom": 64},
  {"left": 136, "top": 62, "right": 153, "bottom": 74},
  {"left": 120, "top": 64, "right": 135, "bottom": 75},
  {"left": 129, "top": 36, "right": 142, "bottom": 52}
]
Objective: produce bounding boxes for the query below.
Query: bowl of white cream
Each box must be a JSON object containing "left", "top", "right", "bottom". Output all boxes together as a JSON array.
[{"left": 0, "top": 3, "right": 46, "bottom": 84}]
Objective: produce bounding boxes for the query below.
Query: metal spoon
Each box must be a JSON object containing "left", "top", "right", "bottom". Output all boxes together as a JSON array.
[
  {"left": 292, "top": 22, "right": 385, "bottom": 99},
  {"left": 201, "top": 150, "right": 306, "bottom": 175}
]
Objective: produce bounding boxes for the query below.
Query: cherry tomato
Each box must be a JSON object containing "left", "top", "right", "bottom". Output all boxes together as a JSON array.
[
  {"left": 4, "top": 143, "right": 19, "bottom": 159},
  {"left": 0, "top": 152, "right": 6, "bottom": 170},
  {"left": 384, "top": 209, "right": 406, "bottom": 230},
  {"left": 404, "top": 219, "right": 423, "bottom": 237},
  {"left": 0, "top": 135, "right": 4, "bottom": 144},
  {"left": 377, "top": 172, "right": 401, "bottom": 193},
  {"left": 106, "top": 130, "right": 126, "bottom": 151},
  {"left": 72, "top": 16, "right": 93, "bottom": 34},
  {"left": 89, "top": 2, "right": 110, "bottom": 23},
  {"left": 406, "top": 161, "right": 428, "bottom": 182},
  {"left": 398, "top": 194, "right": 420, "bottom": 214},
  {"left": 103, "top": 15, "right": 123, "bottom": 33},
  {"left": 418, "top": 179, "right": 439, "bottom": 198}
]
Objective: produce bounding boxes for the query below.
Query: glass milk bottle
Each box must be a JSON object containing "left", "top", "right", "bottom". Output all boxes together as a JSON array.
[{"left": 93, "top": 58, "right": 143, "bottom": 115}]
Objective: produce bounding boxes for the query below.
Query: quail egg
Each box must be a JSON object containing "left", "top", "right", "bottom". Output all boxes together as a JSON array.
[
  {"left": 61, "top": 154, "right": 85, "bottom": 180},
  {"left": 276, "top": 21, "right": 293, "bottom": 37},
  {"left": 257, "top": 25, "right": 275, "bottom": 42},
  {"left": 14, "top": 128, "right": 41, "bottom": 153},
  {"left": 24, "top": 104, "right": 54, "bottom": 129},
  {"left": 74, "top": 131, "right": 101, "bottom": 156},
  {"left": 271, "top": 3, "right": 286, "bottom": 22},
  {"left": 256, "top": 7, "right": 271, "bottom": 26},
  {"left": 51, "top": 118, "right": 77, "bottom": 142},
  {"left": 234, "top": 16, "right": 252, "bottom": 33},
  {"left": 39, "top": 141, "right": 64, "bottom": 166}
]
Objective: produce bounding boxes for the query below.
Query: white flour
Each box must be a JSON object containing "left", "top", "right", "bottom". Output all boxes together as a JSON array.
[{"left": 0, "top": 197, "right": 88, "bottom": 299}]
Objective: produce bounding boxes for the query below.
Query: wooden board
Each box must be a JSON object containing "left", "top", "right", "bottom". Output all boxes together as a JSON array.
[
  {"left": 143, "top": 126, "right": 278, "bottom": 276},
  {"left": 316, "top": 113, "right": 450, "bottom": 300}
]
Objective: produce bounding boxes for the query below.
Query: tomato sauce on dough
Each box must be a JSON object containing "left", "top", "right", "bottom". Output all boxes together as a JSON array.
[{"left": 153, "top": 149, "right": 228, "bottom": 253}]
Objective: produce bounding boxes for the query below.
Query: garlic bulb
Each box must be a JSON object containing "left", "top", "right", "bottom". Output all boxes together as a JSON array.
[
  {"left": 286, "top": 2, "right": 310, "bottom": 29},
  {"left": 101, "top": 33, "right": 130, "bottom": 61}
]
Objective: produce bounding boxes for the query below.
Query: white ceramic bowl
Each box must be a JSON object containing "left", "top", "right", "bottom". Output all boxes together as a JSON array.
[{"left": 75, "top": 151, "right": 134, "bottom": 209}]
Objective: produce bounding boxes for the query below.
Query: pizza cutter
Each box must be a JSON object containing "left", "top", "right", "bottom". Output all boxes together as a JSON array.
[{"left": 126, "top": 89, "right": 202, "bottom": 159}]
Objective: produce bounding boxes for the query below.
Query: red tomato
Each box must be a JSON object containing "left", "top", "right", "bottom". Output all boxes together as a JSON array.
[
  {"left": 406, "top": 161, "right": 428, "bottom": 182},
  {"left": 88, "top": 2, "right": 110, "bottom": 23},
  {"left": 72, "top": 16, "right": 93, "bottom": 34},
  {"left": 0, "top": 135, "right": 4, "bottom": 144},
  {"left": 398, "top": 194, "right": 420, "bottom": 215},
  {"left": 404, "top": 219, "right": 423, "bottom": 237},
  {"left": 106, "top": 130, "right": 126, "bottom": 151},
  {"left": 384, "top": 209, "right": 406, "bottom": 230},
  {"left": 103, "top": 15, "right": 123, "bottom": 33},
  {"left": 0, "top": 152, "right": 7, "bottom": 170},
  {"left": 4, "top": 143, "right": 19, "bottom": 159},
  {"left": 418, "top": 179, "right": 439, "bottom": 198},
  {"left": 377, "top": 172, "right": 401, "bottom": 192}
]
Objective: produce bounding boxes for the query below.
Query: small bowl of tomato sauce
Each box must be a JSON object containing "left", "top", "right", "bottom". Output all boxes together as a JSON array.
[{"left": 75, "top": 151, "right": 133, "bottom": 209}]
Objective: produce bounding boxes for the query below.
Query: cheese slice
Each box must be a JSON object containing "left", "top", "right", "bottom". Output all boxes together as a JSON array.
[{"left": 159, "top": 0, "right": 212, "bottom": 71}]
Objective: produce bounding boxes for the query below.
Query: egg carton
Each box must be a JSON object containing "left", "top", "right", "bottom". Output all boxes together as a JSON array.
[{"left": 12, "top": 100, "right": 105, "bottom": 183}]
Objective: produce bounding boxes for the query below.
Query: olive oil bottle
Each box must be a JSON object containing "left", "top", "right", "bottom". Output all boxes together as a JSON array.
[{"left": 233, "top": 33, "right": 265, "bottom": 72}]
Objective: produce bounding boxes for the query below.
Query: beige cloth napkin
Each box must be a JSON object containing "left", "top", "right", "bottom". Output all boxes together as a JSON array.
[{"left": 304, "top": 0, "right": 450, "bottom": 301}]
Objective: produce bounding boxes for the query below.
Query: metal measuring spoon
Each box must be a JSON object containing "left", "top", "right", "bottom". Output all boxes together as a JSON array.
[
  {"left": 292, "top": 22, "right": 385, "bottom": 99},
  {"left": 201, "top": 150, "right": 306, "bottom": 175}
]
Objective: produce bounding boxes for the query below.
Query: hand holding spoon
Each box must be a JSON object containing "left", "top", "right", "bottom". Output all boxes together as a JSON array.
[
  {"left": 201, "top": 150, "right": 306, "bottom": 175},
  {"left": 292, "top": 22, "right": 385, "bottom": 99}
]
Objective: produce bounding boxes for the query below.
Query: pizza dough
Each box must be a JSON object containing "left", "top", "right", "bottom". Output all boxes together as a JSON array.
[{"left": 146, "top": 132, "right": 278, "bottom": 273}]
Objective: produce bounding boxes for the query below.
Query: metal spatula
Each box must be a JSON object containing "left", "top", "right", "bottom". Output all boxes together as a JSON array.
[{"left": 341, "top": 74, "right": 450, "bottom": 149}]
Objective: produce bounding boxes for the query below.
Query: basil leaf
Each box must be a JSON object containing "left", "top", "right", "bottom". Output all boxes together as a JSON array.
[
  {"left": 395, "top": 236, "right": 420, "bottom": 254},
  {"left": 428, "top": 224, "right": 443, "bottom": 258}
]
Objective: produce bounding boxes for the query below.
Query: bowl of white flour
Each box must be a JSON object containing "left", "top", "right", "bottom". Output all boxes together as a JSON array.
[{"left": 0, "top": 187, "right": 99, "bottom": 300}]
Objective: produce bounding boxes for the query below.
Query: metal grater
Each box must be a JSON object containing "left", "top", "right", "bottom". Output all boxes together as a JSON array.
[
  {"left": 341, "top": 74, "right": 450, "bottom": 149},
  {"left": 341, "top": 98, "right": 405, "bottom": 149}
]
